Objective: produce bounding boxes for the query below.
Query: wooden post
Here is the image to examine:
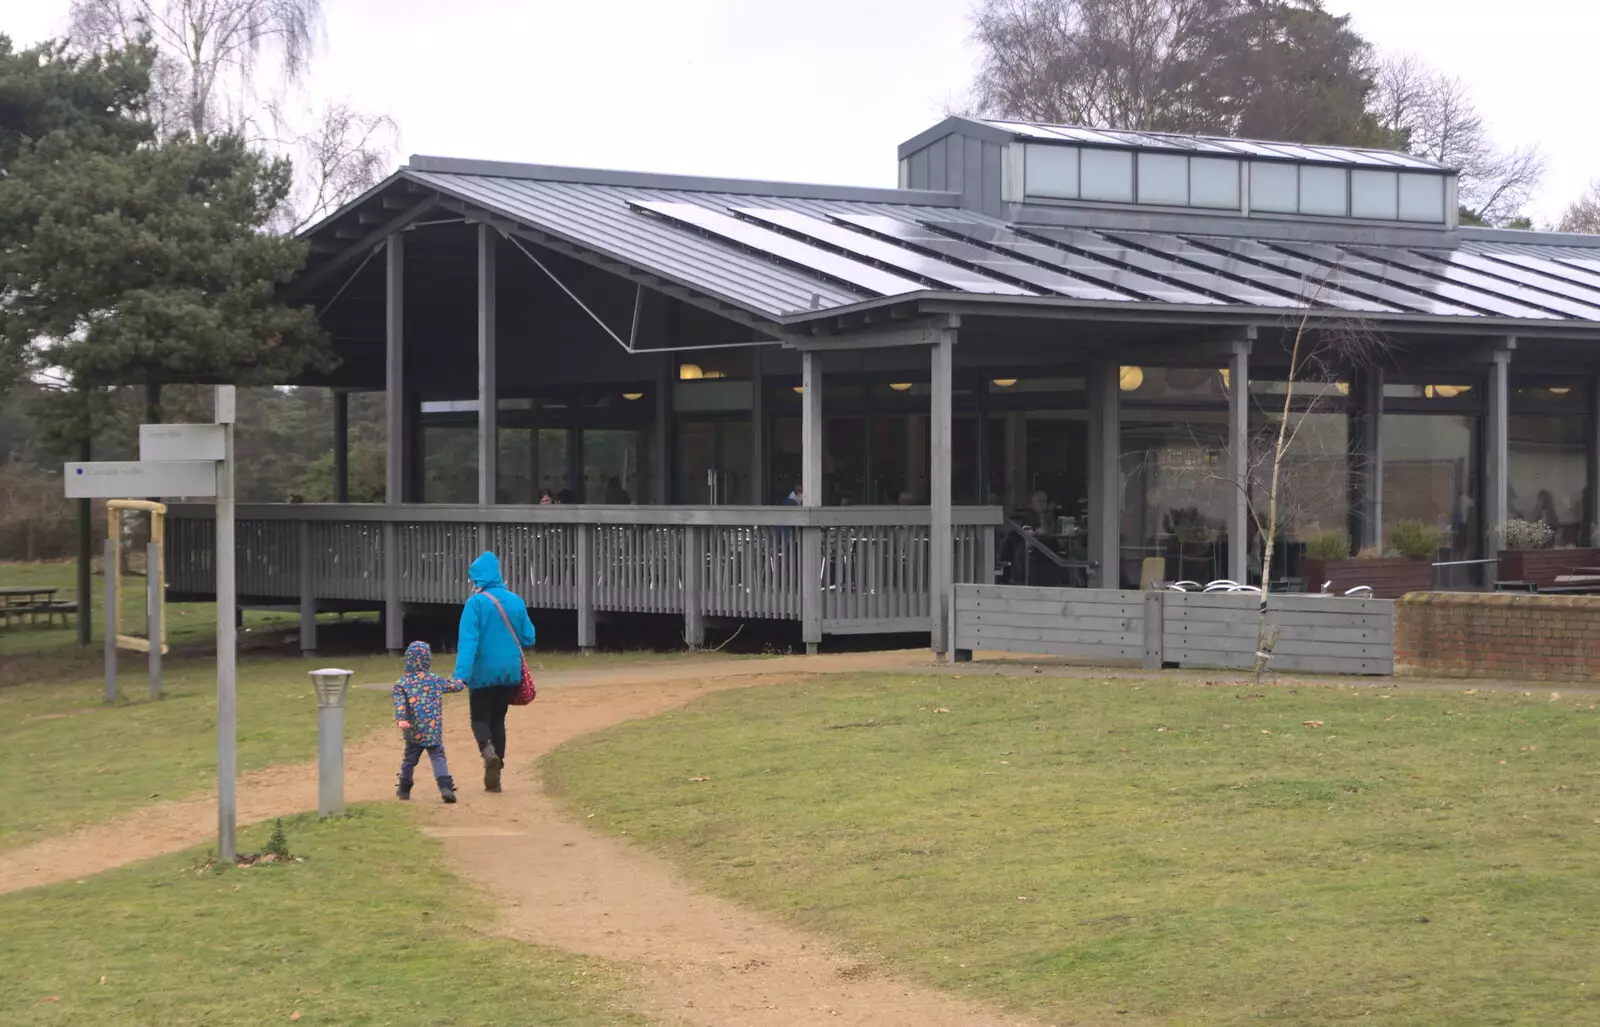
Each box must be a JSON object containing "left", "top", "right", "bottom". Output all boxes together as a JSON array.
[
  {"left": 930, "top": 330, "right": 954, "bottom": 656},
  {"left": 1087, "top": 362, "right": 1120, "bottom": 588},
  {"left": 478, "top": 223, "right": 498, "bottom": 508},
  {"left": 385, "top": 232, "right": 405, "bottom": 506},
  {"left": 103, "top": 537, "right": 117, "bottom": 702},
  {"left": 1485, "top": 339, "right": 1514, "bottom": 562},
  {"left": 1142, "top": 591, "right": 1165, "bottom": 670},
  {"left": 801, "top": 351, "right": 823, "bottom": 654},
  {"left": 576, "top": 525, "right": 595, "bottom": 650},
  {"left": 750, "top": 347, "right": 766, "bottom": 503},
  {"left": 1228, "top": 337, "right": 1251, "bottom": 584},
  {"left": 1358, "top": 366, "right": 1386, "bottom": 553},
  {"left": 147, "top": 541, "right": 163, "bottom": 699},
  {"left": 382, "top": 521, "right": 401, "bottom": 654},
  {"left": 653, "top": 353, "right": 671, "bottom": 504},
  {"left": 298, "top": 520, "right": 316, "bottom": 657},
  {"left": 682, "top": 525, "right": 704, "bottom": 648}
]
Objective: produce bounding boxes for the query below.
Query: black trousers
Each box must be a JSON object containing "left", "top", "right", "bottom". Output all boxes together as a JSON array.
[{"left": 469, "top": 686, "right": 517, "bottom": 760}]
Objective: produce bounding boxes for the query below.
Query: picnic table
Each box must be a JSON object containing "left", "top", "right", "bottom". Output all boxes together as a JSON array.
[{"left": 0, "top": 585, "right": 74, "bottom": 628}]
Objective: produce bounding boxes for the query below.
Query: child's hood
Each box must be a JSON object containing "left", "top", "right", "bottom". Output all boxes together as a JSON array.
[{"left": 404, "top": 640, "right": 432, "bottom": 674}]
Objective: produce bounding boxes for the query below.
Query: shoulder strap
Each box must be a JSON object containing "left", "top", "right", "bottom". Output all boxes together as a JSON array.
[{"left": 480, "top": 589, "right": 522, "bottom": 647}]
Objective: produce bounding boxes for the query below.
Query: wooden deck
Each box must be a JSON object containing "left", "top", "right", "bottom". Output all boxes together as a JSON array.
[{"left": 164, "top": 504, "right": 1003, "bottom": 651}]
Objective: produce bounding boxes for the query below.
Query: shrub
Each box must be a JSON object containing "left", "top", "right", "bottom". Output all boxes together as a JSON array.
[
  {"left": 1388, "top": 519, "right": 1442, "bottom": 560},
  {"left": 1499, "top": 518, "right": 1556, "bottom": 550},
  {"left": 1302, "top": 531, "right": 1352, "bottom": 562}
]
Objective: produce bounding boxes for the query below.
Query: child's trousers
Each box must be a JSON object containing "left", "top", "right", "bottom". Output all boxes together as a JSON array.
[{"left": 399, "top": 741, "right": 450, "bottom": 782}]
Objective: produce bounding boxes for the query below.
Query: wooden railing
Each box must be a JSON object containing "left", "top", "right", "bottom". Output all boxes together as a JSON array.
[{"left": 165, "top": 504, "right": 1003, "bottom": 651}]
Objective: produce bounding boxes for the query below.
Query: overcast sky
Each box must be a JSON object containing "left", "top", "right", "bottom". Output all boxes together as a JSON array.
[{"left": 6, "top": 0, "right": 1596, "bottom": 224}]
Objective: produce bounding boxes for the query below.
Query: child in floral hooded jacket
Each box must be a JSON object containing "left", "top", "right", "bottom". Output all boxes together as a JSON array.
[{"left": 393, "top": 641, "right": 466, "bottom": 803}]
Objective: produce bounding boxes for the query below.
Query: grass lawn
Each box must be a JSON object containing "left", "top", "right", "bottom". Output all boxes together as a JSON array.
[
  {"left": 543, "top": 672, "right": 1600, "bottom": 1026},
  {"left": 0, "top": 805, "right": 650, "bottom": 1026},
  {"left": 2, "top": 558, "right": 749, "bottom": 852}
]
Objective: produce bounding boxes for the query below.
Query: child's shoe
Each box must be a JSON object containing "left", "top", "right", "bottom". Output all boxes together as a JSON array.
[
  {"left": 396, "top": 774, "right": 414, "bottom": 801},
  {"left": 437, "top": 776, "right": 457, "bottom": 804}
]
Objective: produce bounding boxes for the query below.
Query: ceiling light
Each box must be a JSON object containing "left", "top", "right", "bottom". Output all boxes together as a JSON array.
[
  {"left": 992, "top": 378, "right": 1018, "bottom": 388},
  {"left": 678, "top": 363, "right": 703, "bottom": 380},
  {"left": 889, "top": 382, "right": 914, "bottom": 392},
  {"left": 1119, "top": 366, "right": 1144, "bottom": 392},
  {"left": 622, "top": 392, "right": 643, "bottom": 401}
]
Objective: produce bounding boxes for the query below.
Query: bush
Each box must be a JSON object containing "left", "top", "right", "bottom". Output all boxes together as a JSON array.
[
  {"left": 1388, "top": 519, "right": 1442, "bottom": 560},
  {"left": 1499, "top": 518, "right": 1556, "bottom": 550},
  {"left": 1302, "top": 531, "right": 1352, "bottom": 562}
]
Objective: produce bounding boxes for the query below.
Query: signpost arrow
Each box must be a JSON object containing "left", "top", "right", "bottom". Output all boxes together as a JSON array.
[
  {"left": 139, "top": 423, "right": 226, "bottom": 462},
  {"left": 64, "top": 460, "right": 219, "bottom": 499}
]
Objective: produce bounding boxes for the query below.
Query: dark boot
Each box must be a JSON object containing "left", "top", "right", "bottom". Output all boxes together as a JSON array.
[
  {"left": 482, "top": 745, "right": 503, "bottom": 793},
  {"left": 437, "top": 776, "right": 457, "bottom": 804},
  {"left": 396, "top": 774, "right": 414, "bottom": 801}
]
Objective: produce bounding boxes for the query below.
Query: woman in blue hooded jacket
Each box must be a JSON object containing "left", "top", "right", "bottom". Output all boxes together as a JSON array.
[{"left": 453, "top": 551, "right": 536, "bottom": 792}]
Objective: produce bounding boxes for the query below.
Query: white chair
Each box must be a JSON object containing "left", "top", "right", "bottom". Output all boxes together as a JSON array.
[
  {"left": 1171, "top": 580, "right": 1201, "bottom": 591},
  {"left": 1203, "top": 579, "right": 1239, "bottom": 593},
  {"left": 1343, "top": 585, "right": 1373, "bottom": 597}
]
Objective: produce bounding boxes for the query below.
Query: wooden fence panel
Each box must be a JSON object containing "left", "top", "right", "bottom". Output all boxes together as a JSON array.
[{"left": 954, "top": 584, "right": 1394, "bottom": 675}]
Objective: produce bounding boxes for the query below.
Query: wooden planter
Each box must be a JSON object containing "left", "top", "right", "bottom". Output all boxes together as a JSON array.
[
  {"left": 1497, "top": 548, "right": 1600, "bottom": 589},
  {"left": 1300, "top": 557, "right": 1434, "bottom": 599}
]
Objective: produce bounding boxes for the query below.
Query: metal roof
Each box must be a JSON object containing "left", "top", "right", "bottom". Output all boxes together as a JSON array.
[
  {"left": 973, "top": 118, "right": 1450, "bottom": 172},
  {"left": 387, "top": 161, "right": 1600, "bottom": 331}
]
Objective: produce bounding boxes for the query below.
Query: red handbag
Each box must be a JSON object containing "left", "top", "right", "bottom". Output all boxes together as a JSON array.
[{"left": 481, "top": 591, "right": 536, "bottom": 705}]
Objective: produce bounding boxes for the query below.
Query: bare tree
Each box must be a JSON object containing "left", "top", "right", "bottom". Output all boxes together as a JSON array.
[
  {"left": 969, "top": 0, "right": 1232, "bottom": 129},
  {"left": 1371, "top": 54, "right": 1544, "bottom": 226},
  {"left": 69, "top": 0, "right": 395, "bottom": 229},
  {"left": 1557, "top": 181, "right": 1600, "bottom": 235}
]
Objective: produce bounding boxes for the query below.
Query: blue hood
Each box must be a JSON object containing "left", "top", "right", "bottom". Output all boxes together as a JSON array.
[
  {"left": 469, "top": 551, "right": 504, "bottom": 590},
  {"left": 404, "top": 640, "right": 432, "bottom": 673}
]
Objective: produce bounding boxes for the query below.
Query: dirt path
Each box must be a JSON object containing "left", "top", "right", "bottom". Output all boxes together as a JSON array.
[{"left": 2, "top": 649, "right": 1039, "bottom": 1024}]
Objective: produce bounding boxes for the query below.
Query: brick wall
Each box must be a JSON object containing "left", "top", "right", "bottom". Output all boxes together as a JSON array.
[{"left": 1395, "top": 592, "right": 1600, "bottom": 681}]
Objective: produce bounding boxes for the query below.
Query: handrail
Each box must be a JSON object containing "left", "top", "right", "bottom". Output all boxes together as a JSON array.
[
  {"left": 1431, "top": 556, "right": 1499, "bottom": 590},
  {"left": 164, "top": 502, "right": 1005, "bottom": 528}
]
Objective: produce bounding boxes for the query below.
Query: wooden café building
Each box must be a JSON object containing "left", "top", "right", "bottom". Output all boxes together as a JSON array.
[{"left": 164, "top": 117, "right": 1600, "bottom": 654}]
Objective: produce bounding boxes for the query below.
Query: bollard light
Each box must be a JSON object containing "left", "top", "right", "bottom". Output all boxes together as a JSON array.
[
  {"left": 309, "top": 668, "right": 354, "bottom": 818},
  {"left": 309, "top": 668, "right": 353, "bottom": 708}
]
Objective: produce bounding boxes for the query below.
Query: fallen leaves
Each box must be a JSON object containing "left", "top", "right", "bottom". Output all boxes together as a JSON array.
[
  {"left": 688, "top": 777, "right": 711, "bottom": 783},
  {"left": 1303, "top": 720, "right": 1325, "bottom": 728},
  {"left": 933, "top": 707, "right": 952, "bottom": 714},
  {"left": 290, "top": 1013, "right": 301, "bottom": 1022}
]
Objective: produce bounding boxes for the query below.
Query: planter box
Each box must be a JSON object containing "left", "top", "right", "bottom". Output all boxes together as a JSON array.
[
  {"left": 1300, "top": 557, "right": 1433, "bottom": 599},
  {"left": 1496, "top": 548, "right": 1599, "bottom": 590}
]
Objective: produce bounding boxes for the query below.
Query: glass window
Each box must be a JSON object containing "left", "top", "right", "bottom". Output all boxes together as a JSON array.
[
  {"left": 676, "top": 420, "right": 751, "bottom": 504},
  {"left": 1382, "top": 413, "right": 1478, "bottom": 560},
  {"left": 1351, "top": 170, "right": 1399, "bottom": 220},
  {"left": 674, "top": 380, "right": 753, "bottom": 413},
  {"left": 1119, "top": 366, "right": 1227, "bottom": 404},
  {"left": 1137, "top": 152, "right": 1188, "bottom": 206},
  {"left": 421, "top": 425, "right": 477, "bottom": 504},
  {"left": 1122, "top": 413, "right": 1233, "bottom": 587},
  {"left": 1190, "top": 158, "right": 1241, "bottom": 209},
  {"left": 1509, "top": 415, "right": 1589, "bottom": 546},
  {"left": 1299, "top": 166, "right": 1349, "bottom": 217},
  {"left": 1080, "top": 148, "right": 1135, "bottom": 203},
  {"left": 536, "top": 428, "right": 571, "bottom": 502},
  {"left": 498, "top": 428, "right": 534, "bottom": 504},
  {"left": 1025, "top": 144, "right": 1079, "bottom": 199},
  {"left": 1250, "top": 162, "right": 1298, "bottom": 213},
  {"left": 582, "top": 429, "right": 641, "bottom": 504},
  {"left": 1252, "top": 411, "right": 1352, "bottom": 544},
  {"left": 1399, "top": 173, "right": 1446, "bottom": 223}
]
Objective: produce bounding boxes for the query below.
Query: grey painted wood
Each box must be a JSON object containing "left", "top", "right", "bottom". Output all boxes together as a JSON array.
[
  {"left": 478, "top": 223, "right": 497, "bottom": 508},
  {"left": 750, "top": 347, "right": 765, "bottom": 504},
  {"left": 1143, "top": 591, "right": 1163, "bottom": 670},
  {"left": 684, "top": 526, "right": 704, "bottom": 642},
  {"left": 1485, "top": 344, "right": 1511, "bottom": 558},
  {"left": 802, "top": 527, "right": 822, "bottom": 651},
  {"left": 1087, "top": 362, "right": 1119, "bottom": 587},
  {"left": 930, "top": 332, "right": 954, "bottom": 654},
  {"left": 953, "top": 583, "right": 1393, "bottom": 675},
  {"left": 653, "top": 352, "right": 671, "bottom": 504},
  {"left": 165, "top": 502, "right": 1003, "bottom": 528},
  {"left": 802, "top": 351, "right": 822, "bottom": 508},
  {"left": 1360, "top": 367, "right": 1385, "bottom": 551},
  {"left": 385, "top": 233, "right": 404, "bottom": 505},
  {"left": 382, "top": 521, "right": 401, "bottom": 652},
  {"left": 823, "top": 616, "right": 930, "bottom": 635},
  {"left": 298, "top": 521, "right": 316, "bottom": 655},
  {"left": 576, "top": 526, "right": 595, "bottom": 649},
  {"left": 1228, "top": 338, "right": 1249, "bottom": 584}
]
